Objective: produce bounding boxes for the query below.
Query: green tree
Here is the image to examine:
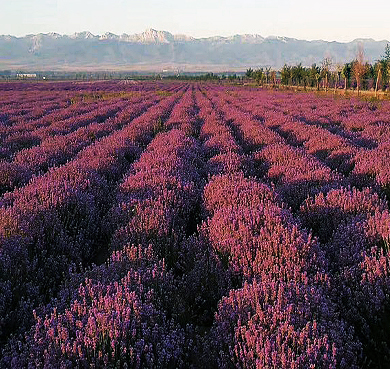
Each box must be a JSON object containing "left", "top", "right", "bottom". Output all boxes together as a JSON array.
[
  {"left": 245, "top": 68, "right": 254, "bottom": 78},
  {"left": 253, "top": 68, "right": 264, "bottom": 85},
  {"left": 385, "top": 43, "right": 390, "bottom": 60},
  {"left": 265, "top": 66, "right": 272, "bottom": 84},
  {"left": 281, "top": 64, "right": 291, "bottom": 86},
  {"left": 342, "top": 63, "right": 352, "bottom": 90},
  {"left": 228, "top": 73, "right": 238, "bottom": 81},
  {"left": 309, "top": 64, "right": 320, "bottom": 89},
  {"left": 291, "top": 63, "right": 305, "bottom": 86},
  {"left": 363, "top": 63, "right": 374, "bottom": 90},
  {"left": 381, "top": 43, "right": 390, "bottom": 91}
]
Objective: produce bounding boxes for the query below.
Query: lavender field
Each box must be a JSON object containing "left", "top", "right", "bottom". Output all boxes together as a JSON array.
[{"left": 1, "top": 80, "right": 390, "bottom": 368}]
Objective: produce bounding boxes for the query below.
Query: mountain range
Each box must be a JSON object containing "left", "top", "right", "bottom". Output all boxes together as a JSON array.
[{"left": 0, "top": 29, "right": 388, "bottom": 72}]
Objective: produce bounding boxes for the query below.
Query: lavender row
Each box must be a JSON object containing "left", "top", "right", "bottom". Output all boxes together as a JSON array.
[
  {"left": 227, "top": 86, "right": 390, "bottom": 365},
  {"left": 217, "top": 88, "right": 360, "bottom": 176},
  {"left": 0, "top": 94, "right": 161, "bottom": 196},
  {"left": 255, "top": 142, "right": 343, "bottom": 209},
  {"left": 299, "top": 186, "right": 390, "bottom": 366},
  {"left": 0, "top": 92, "right": 182, "bottom": 347},
  {"left": 353, "top": 142, "right": 390, "bottom": 193},
  {"left": 206, "top": 90, "right": 334, "bottom": 208},
  {"left": 0, "top": 99, "right": 93, "bottom": 145},
  {"left": 219, "top": 88, "right": 390, "bottom": 196},
  {"left": 0, "top": 89, "right": 155, "bottom": 134},
  {"left": 0, "top": 80, "right": 186, "bottom": 94},
  {"left": 3, "top": 109, "right": 207, "bottom": 367},
  {"left": 2, "top": 82, "right": 390, "bottom": 368},
  {"left": 109, "top": 89, "right": 204, "bottom": 259},
  {"left": 2, "top": 86, "right": 221, "bottom": 367},
  {"left": 222, "top": 84, "right": 390, "bottom": 366},
  {"left": 164, "top": 86, "right": 200, "bottom": 135},
  {"left": 3, "top": 244, "right": 191, "bottom": 368},
  {"left": 208, "top": 89, "right": 365, "bottom": 214},
  {"left": 195, "top": 89, "right": 360, "bottom": 367},
  {"left": 264, "top": 113, "right": 357, "bottom": 174},
  {"left": 201, "top": 171, "right": 360, "bottom": 367},
  {"left": 242, "top": 91, "right": 390, "bottom": 205},
  {"left": 196, "top": 89, "right": 245, "bottom": 175},
  {"left": 209, "top": 90, "right": 282, "bottom": 152},
  {"left": 232, "top": 87, "right": 390, "bottom": 144},
  {"left": 0, "top": 80, "right": 182, "bottom": 141},
  {"left": 0, "top": 98, "right": 100, "bottom": 141},
  {"left": 239, "top": 90, "right": 390, "bottom": 192},
  {"left": 0, "top": 91, "right": 72, "bottom": 123},
  {"left": 0, "top": 98, "right": 133, "bottom": 160}
]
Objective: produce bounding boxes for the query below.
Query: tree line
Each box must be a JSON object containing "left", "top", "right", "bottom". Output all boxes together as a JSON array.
[{"left": 246, "top": 44, "right": 390, "bottom": 96}]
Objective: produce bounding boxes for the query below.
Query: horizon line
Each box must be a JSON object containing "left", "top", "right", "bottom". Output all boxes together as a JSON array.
[{"left": 1, "top": 28, "right": 389, "bottom": 44}]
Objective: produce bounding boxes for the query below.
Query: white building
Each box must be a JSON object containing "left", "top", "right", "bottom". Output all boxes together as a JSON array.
[{"left": 16, "top": 73, "right": 37, "bottom": 78}]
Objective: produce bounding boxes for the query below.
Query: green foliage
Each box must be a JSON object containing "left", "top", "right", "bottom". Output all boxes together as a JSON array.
[
  {"left": 156, "top": 90, "right": 173, "bottom": 97},
  {"left": 228, "top": 73, "right": 238, "bottom": 81},
  {"left": 246, "top": 68, "right": 276, "bottom": 85},
  {"left": 280, "top": 64, "right": 291, "bottom": 85},
  {"left": 291, "top": 63, "right": 305, "bottom": 86},
  {"left": 384, "top": 43, "right": 390, "bottom": 61},
  {"left": 342, "top": 63, "right": 352, "bottom": 80},
  {"left": 253, "top": 68, "right": 264, "bottom": 84},
  {"left": 245, "top": 68, "right": 254, "bottom": 78},
  {"left": 308, "top": 64, "right": 320, "bottom": 88},
  {"left": 379, "top": 43, "right": 390, "bottom": 90},
  {"left": 342, "top": 63, "right": 352, "bottom": 89}
]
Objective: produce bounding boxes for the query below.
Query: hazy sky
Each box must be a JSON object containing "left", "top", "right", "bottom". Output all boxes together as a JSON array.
[{"left": 1, "top": 0, "right": 389, "bottom": 42}]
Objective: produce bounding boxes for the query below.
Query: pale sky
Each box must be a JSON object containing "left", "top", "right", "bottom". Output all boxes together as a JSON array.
[{"left": 0, "top": 0, "right": 389, "bottom": 42}]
